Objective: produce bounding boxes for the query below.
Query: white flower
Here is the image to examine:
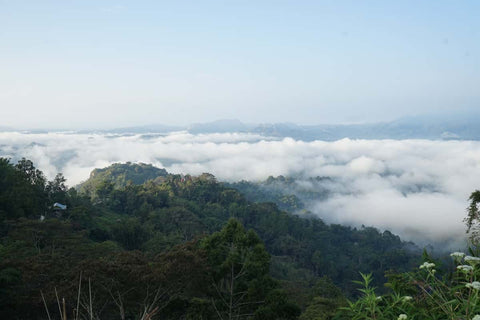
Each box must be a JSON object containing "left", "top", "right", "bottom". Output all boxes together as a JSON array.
[
  {"left": 451, "top": 252, "right": 465, "bottom": 259},
  {"left": 419, "top": 262, "right": 435, "bottom": 269},
  {"left": 402, "top": 296, "right": 413, "bottom": 302},
  {"left": 451, "top": 252, "right": 465, "bottom": 263},
  {"left": 466, "top": 281, "right": 480, "bottom": 290},
  {"left": 465, "top": 256, "right": 480, "bottom": 265},
  {"left": 457, "top": 265, "right": 474, "bottom": 272},
  {"left": 473, "top": 315, "right": 480, "bottom": 320},
  {"left": 398, "top": 314, "right": 408, "bottom": 320}
]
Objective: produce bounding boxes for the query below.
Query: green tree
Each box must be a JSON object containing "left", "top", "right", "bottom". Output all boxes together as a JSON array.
[
  {"left": 46, "top": 173, "right": 68, "bottom": 204},
  {"left": 0, "top": 158, "right": 48, "bottom": 219},
  {"left": 201, "top": 219, "right": 273, "bottom": 320},
  {"left": 15, "top": 158, "right": 46, "bottom": 188},
  {"left": 465, "top": 190, "right": 480, "bottom": 246},
  {"left": 300, "top": 277, "right": 346, "bottom": 320}
]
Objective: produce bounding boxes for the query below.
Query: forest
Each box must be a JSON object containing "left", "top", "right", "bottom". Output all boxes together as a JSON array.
[{"left": 2, "top": 158, "right": 479, "bottom": 319}]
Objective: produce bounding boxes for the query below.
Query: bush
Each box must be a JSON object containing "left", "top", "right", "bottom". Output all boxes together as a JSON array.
[{"left": 340, "top": 252, "right": 480, "bottom": 320}]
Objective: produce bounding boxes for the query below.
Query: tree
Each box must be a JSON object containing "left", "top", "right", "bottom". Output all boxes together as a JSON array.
[
  {"left": 15, "top": 158, "right": 46, "bottom": 188},
  {"left": 201, "top": 219, "right": 272, "bottom": 320},
  {"left": 46, "top": 173, "right": 68, "bottom": 204},
  {"left": 0, "top": 158, "right": 47, "bottom": 219},
  {"left": 465, "top": 190, "right": 480, "bottom": 245},
  {"left": 299, "top": 277, "right": 346, "bottom": 320}
]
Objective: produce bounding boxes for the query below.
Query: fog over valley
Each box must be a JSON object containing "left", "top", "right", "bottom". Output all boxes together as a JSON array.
[
  {"left": 1, "top": 130, "right": 477, "bottom": 248},
  {"left": 3, "top": 1, "right": 480, "bottom": 317}
]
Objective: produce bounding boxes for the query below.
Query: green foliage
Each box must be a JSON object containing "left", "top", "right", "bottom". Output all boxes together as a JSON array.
[
  {"left": 112, "top": 217, "right": 150, "bottom": 250},
  {"left": 299, "top": 277, "right": 347, "bottom": 320},
  {"left": 227, "top": 176, "right": 308, "bottom": 212},
  {"left": 466, "top": 190, "right": 480, "bottom": 246},
  {"left": 77, "top": 162, "right": 168, "bottom": 196},
  {"left": 201, "top": 219, "right": 300, "bottom": 320},
  {"left": 339, "top": 252, "right": 480, "bottom": 320},
  {"left": 0, "top": 267, "right": 22, "bottom": 316},
  {"left": 76, "top": 162, "right": 419, "bottom": 297},
  {"left": 0, "top": 158, "right": 47, "bottom": 219},
  {"left": 300, "top": 297, "right": 344, "bottom": 320},
  {"left": 0, "top": 159, "right": 425, "bottom": 319},
  {"left": 254, "top": 289, "right": 301, "bottom": 320},
  {"left": 201, "top": 219, "right": 272, "bottom": 319},
  {"left": 46, "top": 173, "right": 68, "bottom": 204},
  {"left": 185, "top": 298, "right": 215, "bottom": 319}
]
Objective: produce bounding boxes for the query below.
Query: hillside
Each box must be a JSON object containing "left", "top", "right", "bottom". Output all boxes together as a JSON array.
[
  {"left": 72, "top": 113, "right": 480, "bottom": 141},
  {"left": 226, "top": 175, "right": 331, "bottom": 213},
  {"left": 77, "top": 162, "right": 168, "bottom": 193},
  {"left": 75, "top": 162, "right": 421, "bottom": 293},
  {"left": 0, "top": 159, "right": 421, "bottom": 319}
]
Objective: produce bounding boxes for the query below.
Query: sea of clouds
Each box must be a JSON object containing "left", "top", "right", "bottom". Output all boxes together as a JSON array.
[{"left": 1, "top": 131, "right": 479, "bottom": 249}]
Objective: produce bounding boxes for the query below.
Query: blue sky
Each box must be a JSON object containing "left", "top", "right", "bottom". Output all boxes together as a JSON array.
[{"left": 1, "top": 0, "right": 479, "bottom": 129}]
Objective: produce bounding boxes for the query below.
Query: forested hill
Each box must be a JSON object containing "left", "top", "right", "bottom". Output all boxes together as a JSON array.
[
  {"left": 77, "top": 162, "right": 168, "bottom": 193},
  {"left": 0, "top": 159, "right": 421, "bottom": 319},
  {"left": 76, "top": 162, "right": 420, "bottom": 294},
  {"left": 225, "top": 175, "right": 331, "bottom": 213}
]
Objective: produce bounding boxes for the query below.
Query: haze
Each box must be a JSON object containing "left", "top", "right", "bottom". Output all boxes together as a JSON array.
[
  {"left": 1, "top": 131, "right": 478, "bottom": 248},
  {"left": 1, "top": 1, "right": 479, "bottom": 129}
]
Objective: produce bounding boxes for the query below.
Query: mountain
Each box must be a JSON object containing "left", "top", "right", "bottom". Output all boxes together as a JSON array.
[
  {"left": 103, "top": 123, "right": 183, "bottom": 134},
  {"left": 74, "top": 162, "right": 420, "bottom": 292},
  {"left": 187, "top": 119, "right": 254, "bottom": 134},
  {"left": 0, "top": 158, "right": 427, "bottom": 319},
  {"left": 100, "top": 112, "right": 480, "bottom": 140},
  {"left": 7, "top": 111, "right": 480, "bottom": 141},
  {"left": 226, "top": 175, "right": 331, "bottom": 213},
  {"left": 76, "top": 162, "right": 168, "bottom": 193}
]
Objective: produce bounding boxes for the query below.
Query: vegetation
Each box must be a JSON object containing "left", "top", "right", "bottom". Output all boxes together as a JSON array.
[
  {"left": 77, "top": 162, "right": 168, "bottom": 196},
  {"left": 335, "top": 250, "right": 480, "bottom": 320},
  {"left": 332, "top": 193, "right": 480, "bottom": 320},
  {"left": 225, "top": 175, "right": 331, "bottom": 213},
  {"left": 0, "top": 159, "right": 424, "bottom": 319}
]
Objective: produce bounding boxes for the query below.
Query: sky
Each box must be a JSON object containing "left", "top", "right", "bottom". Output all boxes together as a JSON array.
[{"left": 1, "top": 0, "right": 479, "bottom": 129}]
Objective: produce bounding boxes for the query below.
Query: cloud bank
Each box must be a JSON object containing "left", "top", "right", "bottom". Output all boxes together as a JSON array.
[{"left": 1, "top": 131, "right": 478, "bottom": 248}]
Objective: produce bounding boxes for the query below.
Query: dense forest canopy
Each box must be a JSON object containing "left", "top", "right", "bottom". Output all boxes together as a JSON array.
[{"left": 0, "top": 158, "right": 429, "bottom": 319}]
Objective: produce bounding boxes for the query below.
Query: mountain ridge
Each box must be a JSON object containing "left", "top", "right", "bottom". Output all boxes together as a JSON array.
[{"left": 7, "top": 112, "right": 480, "bottom": 141}]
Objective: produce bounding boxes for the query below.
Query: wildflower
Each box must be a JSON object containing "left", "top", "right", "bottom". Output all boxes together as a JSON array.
[
  {"left": 451, "top": 252, "right": 465, "bottom": 259},
  {"left": 457, "top": 265, "right": 474, "bottom": 272},
  {"left": 402, "top": 296, "right": 413, "bottom": 302},
  {"left": 419, "top": 262, "right": 435, "bottom": 269},
  {"left": 465, "top": 281, "right": 480, "bottom": 290},
  {"left": 451, "top": 252, "right": 465, "bottom": 263},
  {"left": 473, "top": 315, "right": 480, "bottom": 320},
  {"left": 398, "top": 314, "right": 407, "bottom": 320},
  {"left": 465, "top": 256, "right": 480, "bottom": 266}
]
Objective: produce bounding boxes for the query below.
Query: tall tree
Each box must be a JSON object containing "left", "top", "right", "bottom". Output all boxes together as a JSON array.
[
  {"left": 46, "top": 173, "right": 68, "bottom": 204},
  {"left": 201, "top": 219, "right": 282, "bottom": 320},
  {"left": 465, "top": 190, "right": 480, "bottom": 245}
]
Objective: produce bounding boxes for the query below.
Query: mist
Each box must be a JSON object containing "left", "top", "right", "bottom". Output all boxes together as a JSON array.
[{"left": 1, "top": 131, "right": 478, "bottom": 248}]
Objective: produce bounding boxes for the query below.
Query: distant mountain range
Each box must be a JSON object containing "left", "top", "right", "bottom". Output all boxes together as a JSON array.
[
  {"left": 249, "top": 117, "right": 480, "bottom": 141},
  {"left": 4, "top": 112, "right": 480, "bottom": 141},
  {"left": 106, "top": 112, "right": 480, "bottom": 140}
]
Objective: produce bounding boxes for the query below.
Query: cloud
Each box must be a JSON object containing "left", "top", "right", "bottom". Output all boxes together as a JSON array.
[{"left": 0, "top": 131, "right": 478, "bottom": 248}]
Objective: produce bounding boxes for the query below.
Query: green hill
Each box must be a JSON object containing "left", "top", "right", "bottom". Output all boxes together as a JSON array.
[
  {"left": 74, "top": 163, "right": 420, "bottom": 295},
  {"left": 77, "top": 162, "right": 168, "bottom": 194},
  {"left": 0, "top": 159, "right": 421, "bottom": 319}
]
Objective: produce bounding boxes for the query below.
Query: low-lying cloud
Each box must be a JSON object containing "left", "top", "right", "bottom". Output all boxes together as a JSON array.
[{"left": 1, "top": 131, "right": 478, "bottom": 248}]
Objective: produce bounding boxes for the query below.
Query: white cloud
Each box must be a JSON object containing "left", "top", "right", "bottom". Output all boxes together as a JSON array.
[{"left": 0, "top": 132, "right": 478, "bottom": 247}]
